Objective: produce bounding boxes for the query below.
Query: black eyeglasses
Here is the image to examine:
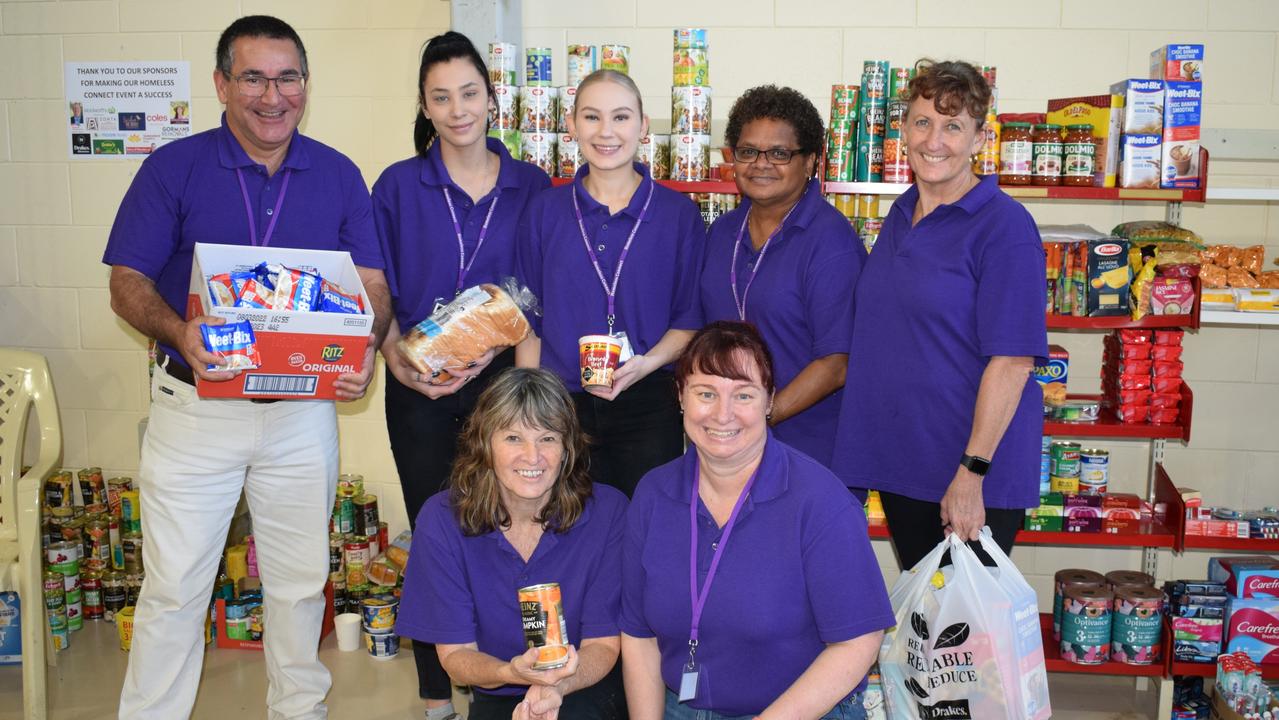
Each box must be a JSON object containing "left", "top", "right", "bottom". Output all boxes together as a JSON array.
[
  {"left": 732, "top": 146, "right": 804, "bottom": 165},
  {"left": 228, "top": 72, "right": 307, "bottom": 97}
]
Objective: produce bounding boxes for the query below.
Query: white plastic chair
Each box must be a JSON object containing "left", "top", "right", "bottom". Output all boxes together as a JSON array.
[{"left": 0, "top": 348, "right": 62, "bottom": 720}]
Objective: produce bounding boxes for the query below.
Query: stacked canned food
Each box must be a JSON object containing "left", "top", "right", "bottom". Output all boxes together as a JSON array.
[
  {"left": 40, "top": 468, "right": 141, "bottom": 650},
  {"left": 826, "top": 194, "right": 882, "bottom": 253},
  {"left": 671, "top": 29, "right": 711, "bottom": 181},
  {"left": 328, "top": 474, "right": 392, "bottom": 616},
  {"left": 1055, "top": 568, "right": 1163, "bottom": 666}
]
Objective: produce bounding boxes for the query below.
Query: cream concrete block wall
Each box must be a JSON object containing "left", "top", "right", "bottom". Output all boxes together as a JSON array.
[{"left": 2, "top": 3, "right": 1277, "bottom": 604}]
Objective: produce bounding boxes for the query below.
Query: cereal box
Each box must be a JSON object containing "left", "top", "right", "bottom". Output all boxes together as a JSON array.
[
  {"left": 1119, "top": 134, "right": 1162, "bottom": 189},
  {"left": 1046, "top": 94, "right": 1123, "bottom": 187},
  {"left": 1110, "top": 79, "right": 1165, "bottom": 135},
  {"left": 1150, "top": 44, "right": 1204, "bottom": 83},
  {"left": 1225, "top": 597, "right": 1279, "bottom": 664},
  {"left": 1161, "top": 81, "right": 1202, "bottom": 189}
]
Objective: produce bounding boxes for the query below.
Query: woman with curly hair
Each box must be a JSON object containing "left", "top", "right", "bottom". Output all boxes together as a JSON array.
[
  {"left": 396, "top": 368, "right": 628, "bottom": 720},
  {"left": 698, "top": 85, "right": 865, "bottom": 467},
  {"left": 831, "top": 59, "right": 1047, "bottom": 570}
]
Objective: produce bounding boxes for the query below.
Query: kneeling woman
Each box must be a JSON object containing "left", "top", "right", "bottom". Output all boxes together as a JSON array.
[
  {"left": 397, "top": 368, "right": 628, "bottom": 719},
  {"left": 621, "top": 322, "right": 894, "bottom": 719}
]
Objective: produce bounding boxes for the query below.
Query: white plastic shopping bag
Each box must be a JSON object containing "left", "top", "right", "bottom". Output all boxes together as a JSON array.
[{"left": 878, "top": 530, "right": 1051, "bottom": 720}]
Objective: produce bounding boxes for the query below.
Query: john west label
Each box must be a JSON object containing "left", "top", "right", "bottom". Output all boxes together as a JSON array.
[{"left": 905, "top": 612, "right": 978, "bottom": 719}]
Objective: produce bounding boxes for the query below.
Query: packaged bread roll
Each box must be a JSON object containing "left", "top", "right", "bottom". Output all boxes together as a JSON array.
[{"left": 398, "top": 280, "right": 538, "bottom": 381}]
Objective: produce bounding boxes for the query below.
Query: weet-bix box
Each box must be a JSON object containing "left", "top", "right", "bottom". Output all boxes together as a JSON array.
[
  {"left": 1161, "top": 81, "right": 1202, "bottom": 189},
  {"left": 1151, "top": 44, "right": 1204, "bottom": 83},
  {"left": 1225, "top": 597, "right": 1279, "bottom": 664}
]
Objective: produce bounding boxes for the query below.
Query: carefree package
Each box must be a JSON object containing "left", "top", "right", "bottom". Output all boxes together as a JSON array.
[{"left": 189, "top": 243, "right": 374, "bottom": 400}]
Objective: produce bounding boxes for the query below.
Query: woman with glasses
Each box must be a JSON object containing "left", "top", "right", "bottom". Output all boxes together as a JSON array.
[
  {"left": 831, "top": 59, "right": 1047, "bottom": 570},
  {"left": 698, "top": 85, "right": 865, "bottom": 467},
  {"left": 516, "top": 69, "right": 705, "bottom": 497},
  {"left": 371, "top": 31, "right": 551, "bottom": 719}
]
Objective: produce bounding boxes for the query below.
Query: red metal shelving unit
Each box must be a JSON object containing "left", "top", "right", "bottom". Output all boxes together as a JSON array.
[
  {"left": 866, "top": 513, "right": 1176, "bottom": 549},
  {"left": 1163, "top": 618, "right": 1279, "bottom": 681},
  {"left": 1043, "top": 383, "right": 1194, "bottom": 443},
  {"left": 1157, "top": 465, "right": 1279, "bottom": 553},
  {"left": 1041, "top": 613, "right": 1165, "bottom": 677}
]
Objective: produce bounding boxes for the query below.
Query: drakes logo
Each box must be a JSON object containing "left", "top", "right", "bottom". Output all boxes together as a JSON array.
[
  {"left": 321, "top": 344, "right": 345, "bottom": 362},
  {"left": 917, "top": 700, "right": 973, "bottom": 719}
]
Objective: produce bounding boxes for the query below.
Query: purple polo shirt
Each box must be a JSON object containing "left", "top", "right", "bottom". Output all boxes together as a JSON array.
[
  {"left": 700, "top": 179, "right": 865, "bottom": 466},
  {"left": 620, "top": 433, "right": 894, "bottom": 715},
  {"left": 515, "top": 163, "right": 705, "bottom": 391},
  {"left": 102, "top": 113, "right": 382, "bottom": 368},
  {"left": 397, "top": 485, "right": 627, "bottom": 697},
  {"left": 832, "top": 175, "right": 1047, "bottom": 509},
  {"left": 373, "top": 137, "right": 551, "bottom": 330}
]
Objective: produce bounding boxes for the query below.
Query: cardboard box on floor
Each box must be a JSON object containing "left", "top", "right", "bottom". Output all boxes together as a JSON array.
[
  {"left": 187, "top": 243, "right": 373, "bottom": 400},
  {"left": 1212, "top": 689, "right": 1279, "bottom": 720}
]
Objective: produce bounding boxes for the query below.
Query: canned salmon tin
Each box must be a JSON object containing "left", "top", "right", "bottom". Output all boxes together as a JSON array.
[
  {"left": 671, "top": 86, "right": 712, "bottom": 135},
  {"left": 671, "top": 134, "right": 710, "bottom": 181},
  {"left": 636, "top": 134, "right": 671, "bottom": 180},
  {"left": 673, "top": 28, "right": 708, "bottom": 50},
  {"left": 1054, "top": 569, "right": 1105, "bottom": 640},
  {"left": 1061, "top": 585, "right": 1114, "bottom": 664},
  {"left": 519, "top": 86, "right": 558, "bottom": 133},
  {"left": 600, "top": 44, "right": 630, "bottom": 74},
  {"left": 525, "top": 47, "right": 552, "bottom": 86},
  {"left": 557, "top": 134, "right": 583, "bottom": 178},
  {"left": 490, "top": 85, "right": 519, "bottom": 131},
  {"left": 1112, "top": 586, "right": 1163, "bottom": 664},
  {"left": 519, "top": 583, "right": 570, "bottom": 669},
  {"left": 488, "top": 43, "right": 518, "bottom": 86},
  {"left": 566, "top": 44, "right": 597, "bottom": 87},
  {"left": 556, "top": 86, "right": 576, "bottom": 132},
  {"left": 1079, "top": 449, "right": 1109, "bottom": 494},
  {"left": 520, "top": 132, "right": 557, "bottom": 177},
  {"left": 673, "top": 48, "right": 709, "bottom": 87}
]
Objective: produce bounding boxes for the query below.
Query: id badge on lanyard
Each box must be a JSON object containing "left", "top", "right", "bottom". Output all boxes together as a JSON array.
[{"left": 574, "top": 180, "right": 653, "bottom": 366}]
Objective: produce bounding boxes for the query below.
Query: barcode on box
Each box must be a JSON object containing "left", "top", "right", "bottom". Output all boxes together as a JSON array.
[{"left": 243, "top": 374, "right": 318, "bottom": 396}]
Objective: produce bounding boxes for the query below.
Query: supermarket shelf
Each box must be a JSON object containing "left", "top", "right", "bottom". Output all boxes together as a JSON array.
[
  {"left": 1182, "top": 535, "right": 1279, "bottom": 552},
  {"left": 1047, "top": 313, "right": 1198, "bottom": 330},
  {"left": 1043, "top": 384, "right": 1194, "bottom": 443},
  {"left": 1204, "top": 187, "right": 1279, "bottom": 202},
  {"left": 823, "top": 182, "right": 1204, "bottom": 202},
  {"left": 1041, "top": 614, "right": 1165, "bottom": 677},
  {"left": 547, "top": 177, "right": 738, "bottom": 194},
  {"left": 1199, "top": 310, "right": 1279, "bottom": 326},
  {"left": 1155, "top": 463, "right": 1279, "bottom": 553}
]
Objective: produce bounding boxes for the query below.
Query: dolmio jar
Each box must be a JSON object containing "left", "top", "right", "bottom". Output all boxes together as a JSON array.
[
  {"left": 998, "top": 122, "right": 1033, "bottom": 186},
  {"left": 1063, "top": 124, "right": 1097, "bottom": 187},
  {"left": 1032, "top": 123, "right": 1063, "bottom": 186}
]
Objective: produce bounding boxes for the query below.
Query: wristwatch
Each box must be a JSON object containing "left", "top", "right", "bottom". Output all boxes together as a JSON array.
[{"left": 960, "top": 454, "right": 992, "bottom": 477}]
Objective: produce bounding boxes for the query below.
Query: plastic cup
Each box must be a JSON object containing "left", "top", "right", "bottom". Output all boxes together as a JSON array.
[
  {"left": 334, "top": 612, "right": 361, "bottom": 652},
  {"left": 116, "top": 606, "right": 135, "bottom": 651},
  {"left": 578, "top": 335, "right": 622, "bottom": 388}
]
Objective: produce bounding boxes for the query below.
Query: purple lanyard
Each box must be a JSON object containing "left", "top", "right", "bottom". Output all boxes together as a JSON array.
[
  {"left": 686, "top": 461, "right": 759, "bottom": 668},
  {"left": 729, "top": 193, "right": 804, "bottom": 321},
  {"left": 572, "top": 178, "right": 655, "bottom": 333},
  {"left": 443, "top": 187, "right": 500, "bottom": 295},
  {"left": 235, "top": 167, "right": 292, "bottom": 247}
]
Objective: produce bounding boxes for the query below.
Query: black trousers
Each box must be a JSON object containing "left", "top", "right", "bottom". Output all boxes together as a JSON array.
[
  {"left": 384, "top": 349, "right": 515, "bottom": 700},
  {"left": 572, "top": 370, "right": 684, "bottom": 498},
  {"left": 467, "top": 663, "right": 627, "bottom": 720},
  {"left": 878, "top": 490, "right": 1024, "bottom": 571}
]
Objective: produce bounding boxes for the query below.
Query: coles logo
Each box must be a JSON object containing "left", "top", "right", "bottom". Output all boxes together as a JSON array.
[
  {"left": 321, "top": 344, "right": 345, "bottom": 362},
  {"left": 147, "top": 114, "right": 167, "bottom": 122},
  {"left": 288, "top": 353, "right": 306, "bottom": 367},
  {"left": 1096, "top": 243, "right": 1123, "bottom": 256}
]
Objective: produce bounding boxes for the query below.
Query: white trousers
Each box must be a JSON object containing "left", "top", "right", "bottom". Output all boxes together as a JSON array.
[{"left": 118, "top": 365, "right": 339, "bottom": 720}]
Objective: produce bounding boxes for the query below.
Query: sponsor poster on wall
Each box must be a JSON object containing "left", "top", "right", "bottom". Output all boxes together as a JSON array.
[{"left": 65, "top": 61, "right": 191, "bottom": 158}]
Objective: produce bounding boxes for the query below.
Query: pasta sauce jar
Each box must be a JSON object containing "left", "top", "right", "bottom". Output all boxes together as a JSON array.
[
  {"left": 998, "top": 122, "right": 1033, "bottom": 185},
  {"left": 1063, "top": 124, "right": 1097, "bottom": 187},
  {"left": 1032, "top": 123, "right": 1063, "bottom": 186}
]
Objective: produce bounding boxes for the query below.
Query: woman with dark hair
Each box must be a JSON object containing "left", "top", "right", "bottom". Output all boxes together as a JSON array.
[
  {"left": 397, "top": 368, "right": 628, "bottom": 720},
  {"left": 516, "top": 69, "right": 704, "bottom": 498},
  {"left": 371, "top": 30, "right": 550, "bottom": 717},
  {"left": 699, "top": 85, "right": 864, "bottom": 467},
  {"left": 831, "top": 59, "right": 1047, "bottom": 570},
  {"left": 620, "top": 321, "right": 892, "bottom": 719}
]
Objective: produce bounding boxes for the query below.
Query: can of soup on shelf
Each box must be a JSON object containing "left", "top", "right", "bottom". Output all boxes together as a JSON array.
[{"left": 519, "top": 582, "right": 570, "bottom": 669}]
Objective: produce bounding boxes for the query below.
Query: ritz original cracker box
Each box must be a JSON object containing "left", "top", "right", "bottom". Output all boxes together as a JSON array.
[{"left": 187, "top": 243, "right": 374, "bottom": 400}]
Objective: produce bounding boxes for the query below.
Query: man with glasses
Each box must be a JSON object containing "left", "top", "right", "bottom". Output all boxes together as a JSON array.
[{"left": 103, "top": 15, "right": 390, "bottom": 720}]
